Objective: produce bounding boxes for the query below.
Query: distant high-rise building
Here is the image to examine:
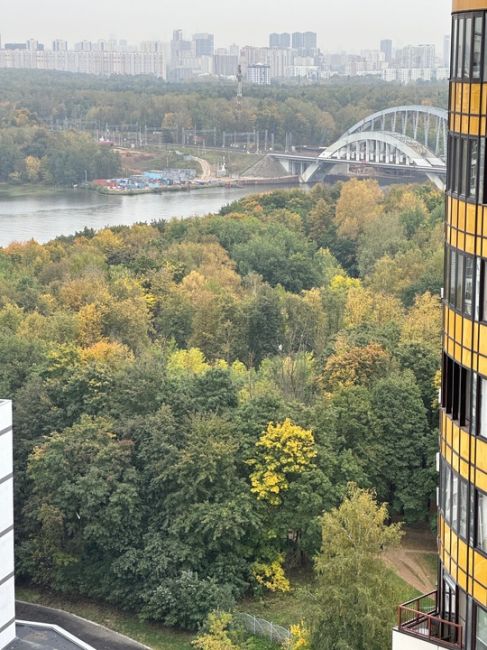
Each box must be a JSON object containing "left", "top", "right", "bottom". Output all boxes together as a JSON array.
[
  {"left": 303, "top": 32, "right": 317, "bottom": 51},
  {"left": 26, "top": 38, "right": 41, "bottom": 51},
  {"left": 443, "top": 33, "right": 451, "bottom": 68},
  {"left": 213, "top": 54, "right": 239, "bottom": 76},
  {"left": 269, "top": 33, "right": 291, "bottom": 49},
  {"left": 269, "top": 33, "right": 280, "bottom": 48},
  {"left": 247, "top": 62, "right": 271, "bottom": 85},
  {"left": 193, "top": 33, "right": 214, "bottom": 57},
  {"left": 140, "top": 40, "right": 164, "bottom": 54},
  {"left": 52, "top": 39, "right": 68, "bottom": 52},
  {"left": 4, "top": 43, "right": 27, "bottom": 50},
  {"left": 292, "top": 32, "right": 304, "bottom": 49},
  {"left": 395, "top": 43, "right": 436, "bottom": 69},
  {"left": 74, "top": 40, "right": 92, "bottom": 51},
  {"left": 171, "top": 29, "right": 191, "bottom": 65},
  {"left": 279, "top": 33, "right": 291, "bottom": 48},
  {"left": 380, "top": 39, "right": 393, "bottom": 63}
]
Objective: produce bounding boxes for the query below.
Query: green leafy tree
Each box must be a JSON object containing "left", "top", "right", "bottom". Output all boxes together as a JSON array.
[{"left": 309, "top": 484, "right": 403, "bottom": 650}]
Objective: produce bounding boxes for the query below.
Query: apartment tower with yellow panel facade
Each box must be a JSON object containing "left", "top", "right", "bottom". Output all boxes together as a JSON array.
[{"left": 393, "top": 1, "right": 487, "bottom": 649}]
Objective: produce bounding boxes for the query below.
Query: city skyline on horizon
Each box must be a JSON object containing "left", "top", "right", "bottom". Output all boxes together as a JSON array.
[{"left": 1, "top": 0, "right": 450, "bottom": 53}]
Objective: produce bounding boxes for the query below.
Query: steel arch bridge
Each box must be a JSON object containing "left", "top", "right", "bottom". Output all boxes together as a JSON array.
[
  {"left": 344, "top": 105, "right": 448, "bottom": 159},
  {"left": 270, "top": 105, "right": 448, "bottom": 188}
]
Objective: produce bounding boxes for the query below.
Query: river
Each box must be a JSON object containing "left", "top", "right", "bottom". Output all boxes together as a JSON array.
[{"left": 0, "top": 184, "right": 294, "bottom": 247}]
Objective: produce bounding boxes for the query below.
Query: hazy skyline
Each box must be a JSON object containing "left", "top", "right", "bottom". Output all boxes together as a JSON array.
[{"left": 2, "top": 0, "right": 450, "bottom": 51}]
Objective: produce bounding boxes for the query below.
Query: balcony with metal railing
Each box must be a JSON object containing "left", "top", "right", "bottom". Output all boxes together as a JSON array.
[{"left": 394, "top": 591, "right": 463, "bottom": 650}]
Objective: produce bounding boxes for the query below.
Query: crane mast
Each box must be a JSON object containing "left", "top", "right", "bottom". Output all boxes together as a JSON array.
[{"left": 236, "top": 64, "right": 243, "bottom": 116}]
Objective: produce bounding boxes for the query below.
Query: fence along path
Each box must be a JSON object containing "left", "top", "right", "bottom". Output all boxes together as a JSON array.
[{"left": 236, "top": 612, "right": 292, "bottom": 644}]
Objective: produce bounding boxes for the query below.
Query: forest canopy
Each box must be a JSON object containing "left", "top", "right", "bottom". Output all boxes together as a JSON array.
[{"left": 1, "top": 180, "right": 443, "bottom": 630}]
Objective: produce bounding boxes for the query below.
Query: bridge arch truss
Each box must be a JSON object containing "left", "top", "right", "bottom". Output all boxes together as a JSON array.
[
  {"left": 344, "top": 105, "right": 448, "bottom": 160},
  {"left": 300, "top": 130, "right": 446, "bottom": 189}
]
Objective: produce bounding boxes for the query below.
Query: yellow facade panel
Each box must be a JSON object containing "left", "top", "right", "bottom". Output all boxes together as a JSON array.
[
  {"left": 476, "top": 553, "right": 487, "bottom": 588},
  {"left": 456, "top": 313, "right": 463, "bottom": 337},
  {"left": 478, "top": 354, "right": 487, "bottom": 377},
  {"left": 473, "top": 581, "right": 487, "bottom": 607},
  {"left": 455, "top": 343, "right": 463, "bottom": 361},
  {"left": 458, "top": 568, "right": 468, "bottom": 591},
  {"left": 466, "top": 203, "right": 476, "bottom": 229},
  {"left": 454, "top": 86, "right": 463, "bottom": 114},
  {"left": 463, "top": 347, "right": 473, "bottom": 367},
  {"left": 473, "top": 352, "right": 480, "bottom": 370},
  {"left": 458, "top": 203, "right": 467, "bottom": 231},
  {"left": 458, "top": 231, "right": 466, "bottom": 252},
  {"left": 441, "top": 439, "right": 448, "bottom": 457},
  {"left": 460, "top": 458, "right": 470, "bottom": 478},
  {"left": 448, "top": 309, "right": 455, "bottom": 335},
  {"left": 458, "top": 540, "right": 468, "bottom": 570},
  {"left": 470, "top": 546, "right": 476, "bottom": 569},
  {"left": 463, "top": 319, "right": 473, "bottom": 347},
  {"left": 465, "top": 234, "right": 476, "bottom": 255},
  {"left": 453, "top": 1, "right": 487, "bottom": 13},
  {"left": 478, "top": 439, "right": 487, "bottom": 471},
  {"left": 476, "top": 469, "right": 487, "bottom": 493},
  {"left": 462, "top": 88, "right": 471, "bottom": 115},
  {"left": 460, "top": 431, "right": 470, "bottom": 460},
  {"left": 480, "top": 328, "right": 487, "bottom": 356},
  {"left": 446, "top": 416, "right": 454, "bottom": 445},
  {"left": 476, "top": 236, "right": 483, "bottom": 255},
  {"left": 448, "top": 338, "right": 455, "bottom": 359},
  {"left": 453, "top": 425, "right": 461, "bottom": 453},
  {"left": 471, "top": 84, "right": 482, "bottom": 114},
  {"left": 470, "top": 116, "right": 481, "bottom": 135}
]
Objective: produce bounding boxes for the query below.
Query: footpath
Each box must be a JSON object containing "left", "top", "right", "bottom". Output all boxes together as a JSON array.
[{"left": 16, "top": 601, "right": 150, "bottom": 650}]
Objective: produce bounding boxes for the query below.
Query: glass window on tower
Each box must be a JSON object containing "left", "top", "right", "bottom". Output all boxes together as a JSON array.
[
  {"left": 473, "top": 16, "right": 483, "bottom": 80},
  {"left": 445, "top": 466, "right": 452, "bottom": 523},
  {"left": 480, "top": 378, "right": 487, "bottom": 438},
  {"left": 450, "top": 252, "right": 457, "bottom": 307},
  {"left": 472, "top": 372, "right": 478, "bottom": 435},
  {"left": 461, "top": 139, "right": 469, "bottom": 196},
  {"left": 457, "top": 18, "right": 465, "bottom": 79},
  {"left": 452, "top": 473, "right": 459, "bottom": 530},
  {"left": 451, "top": 18, "right": 458, "bottom": 78},
  {"left": 478, "top": 491, "right": 487, "bottom": 553},
  {"left": 456, "top": 254, "right": 465, "bottom": 312},
  {"left": 460, "top": 480, "right": 468, "bottom": 539},
  {"left": 465, "top": 17, "right": 473, "bottom": 79},
  {"left": 469, "top": 140, "right": 479, "bottom": 199},
  {"left": 465, "top": 256, "right": 474, "bottom": 317},
  {"left": 482, "top": 261, "right": 487, "bottom": 321},
  {"left": 477, "top": 606, "right": 487, "bottom": 650}
]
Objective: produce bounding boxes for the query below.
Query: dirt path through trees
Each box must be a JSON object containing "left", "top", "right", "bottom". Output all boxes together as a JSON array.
[{"left": 384, "top": 528, "right": 437, "bottom": 594}]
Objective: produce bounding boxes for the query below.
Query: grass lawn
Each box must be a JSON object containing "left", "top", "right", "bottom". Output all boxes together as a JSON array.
[
  {"left": 240, "top": 564, "right": 419, "bottom": 630},
  {"left": 176, "top": 148, "right": 263, "bottom": 176},
  {"left": 0, "top": 184, "right": 67, "bottom": 199}
]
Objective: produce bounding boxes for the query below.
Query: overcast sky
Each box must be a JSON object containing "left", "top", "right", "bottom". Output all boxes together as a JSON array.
[{"left": 1, "top": 0, "right": 451, "bottom": 51}]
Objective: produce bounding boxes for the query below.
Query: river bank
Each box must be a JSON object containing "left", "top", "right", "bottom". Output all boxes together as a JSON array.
[
  {"left": 95, "top": 176, "right": 299, "bottom": 195},
  {"left": 0, "top": 183, "right": 304, "bottom": 247}
]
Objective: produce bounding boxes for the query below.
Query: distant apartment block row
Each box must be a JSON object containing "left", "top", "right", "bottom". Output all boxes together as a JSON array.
[{"left": 0, "top": 31, "right": 450, "bottom": 84}]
